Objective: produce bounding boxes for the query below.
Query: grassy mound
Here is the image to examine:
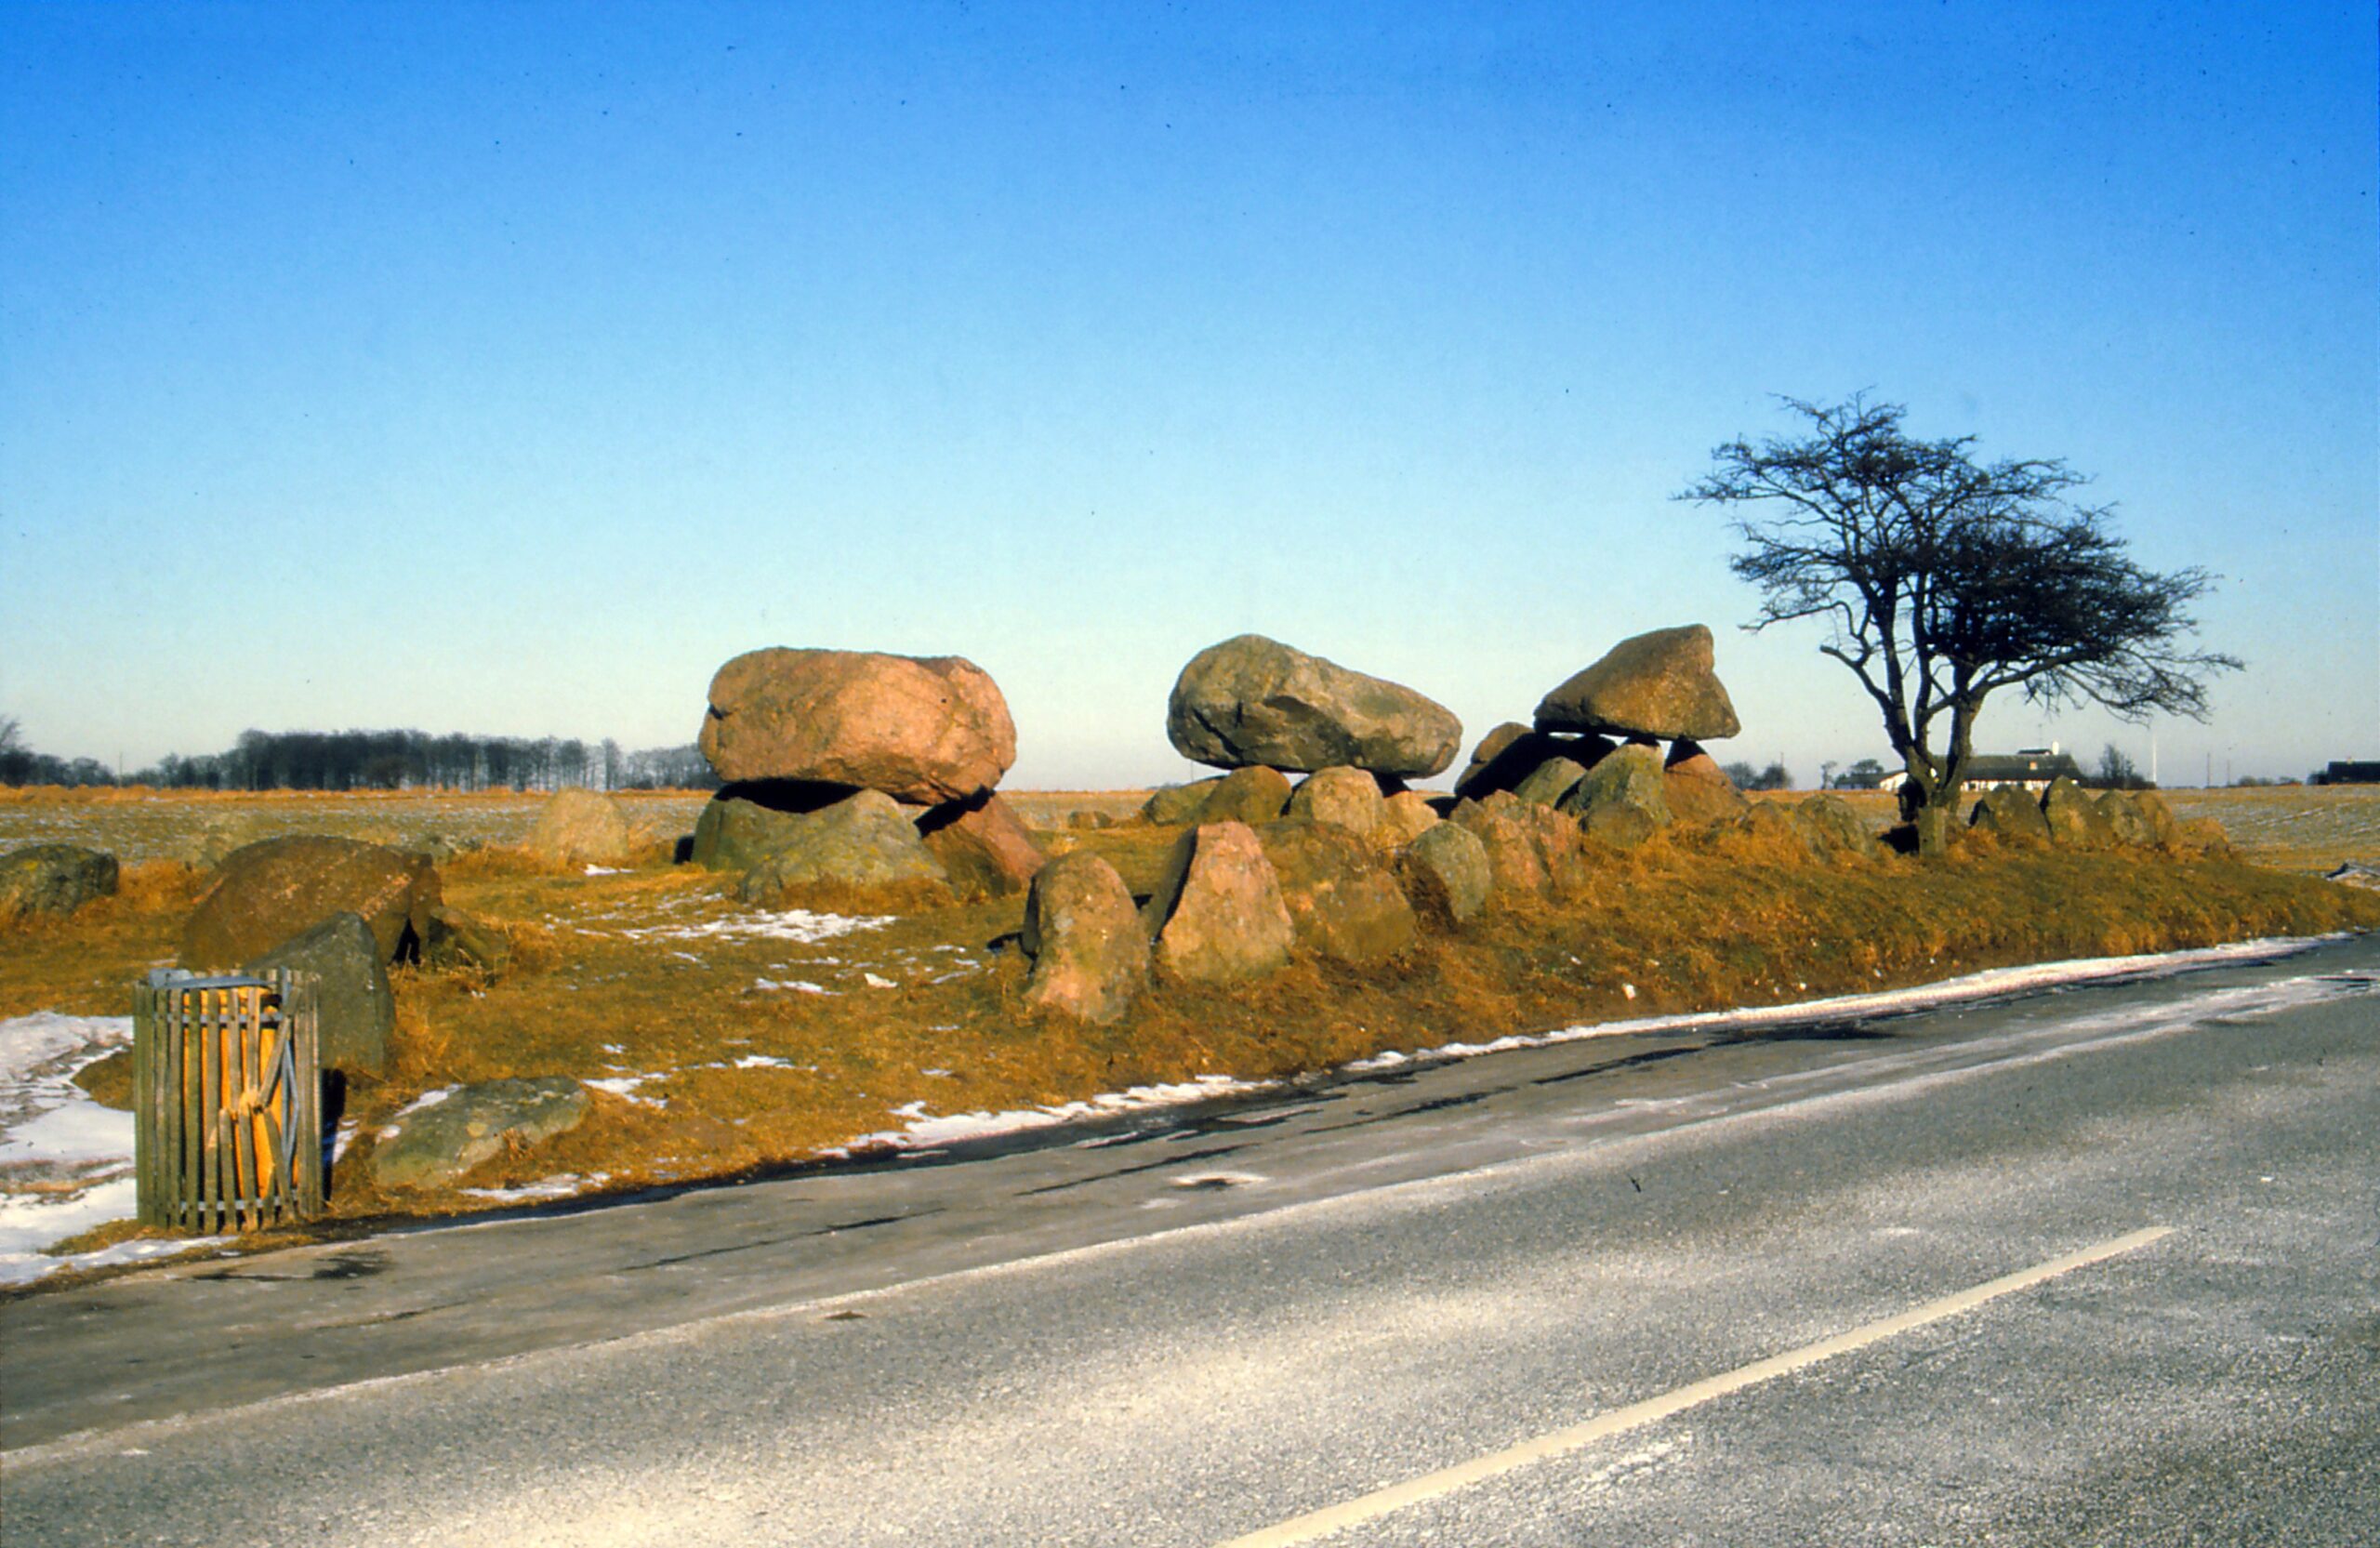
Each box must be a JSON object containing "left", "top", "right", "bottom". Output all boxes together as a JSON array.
[{"left": 20, "top": 808, "right": 2377, "bottom": 1243}]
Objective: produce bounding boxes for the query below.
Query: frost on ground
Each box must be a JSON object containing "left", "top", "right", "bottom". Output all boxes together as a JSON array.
[
  {"left": 615, "top": 908, "right": 892, "bottom": 946},
  {"left": 825, "top": 1074, "right": 1276, "bottom": 1158},
  {"left": 0, "top": 1012, "right": 231, "bottom": 1285}
]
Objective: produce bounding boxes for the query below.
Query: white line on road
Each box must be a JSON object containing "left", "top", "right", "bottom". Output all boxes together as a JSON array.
[{"left": 1216, "top": 1224, "right": 2175, "bottom": 1548}]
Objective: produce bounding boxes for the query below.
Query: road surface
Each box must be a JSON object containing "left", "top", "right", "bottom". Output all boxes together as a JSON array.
[{"left": 5, "top": 933, "right": 2375, "bottom": 1545}]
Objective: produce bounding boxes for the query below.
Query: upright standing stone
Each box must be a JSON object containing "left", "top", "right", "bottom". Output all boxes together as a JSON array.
[
  {"left": 1020, "top": 853, "right": 1148, "bottom": 1024},
  {"left": 1260, "top": 823, "right": 1418, "bottom": 965},
  {"left": 1397, "top": 822, "right": 1492, "bottom": 927},
  {"left": 1661, "top": 741, "right": 1751, "bottom": 826},
  {"left": 1142, "top": 823, "right": 1296, "bottom": 985},
  {"left": 919, "top": 792, "right": 1045, "bottom": 898},
  {"left": 1195, "top": 766, "right": 1294, "bottom": 826},
  {"left": 524, "top": 788, "right": 636, "bottom": 867},
  {"left": 1558, "top": 743, "right": 1673, "bottom": 847},
  {"left": 244, "top": 912, "right": 396, "bottom": 1078},
  {"left": 1285, "top": 767, "right": 1387, "bottom": 837}
]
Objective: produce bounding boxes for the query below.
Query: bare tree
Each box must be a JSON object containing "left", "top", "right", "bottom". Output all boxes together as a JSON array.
[{"left": 1682, "top": 395, "right": 2238, "bottom": 852}]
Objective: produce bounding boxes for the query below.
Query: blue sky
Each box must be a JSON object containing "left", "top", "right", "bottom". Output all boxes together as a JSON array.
[{"left": 4, "top": 2, "right": 2372, "bottom": 787}]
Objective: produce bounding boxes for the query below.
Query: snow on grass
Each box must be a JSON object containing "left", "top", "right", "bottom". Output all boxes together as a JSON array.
[
  {"left": 0, "top": 1012, "right": 234, "bottom": 1284},
  {"left": 754, "top": 978, "right": 832, "bottom": 995},
  {"left": 821, "top": 1073, "right": 1275, "bottom": 1158},
  {"left": 1338, "top": 934, "right": 2346, "bottom": 1073},
  {"left": 583, "top": 1074, "right": 668, "bottom": 1107},
  {"left": 618, "top": 908, "right": 892, "bottom": 946},
  {"left": 460, "top": 1172, "right": 609, "bottom": 1203}
]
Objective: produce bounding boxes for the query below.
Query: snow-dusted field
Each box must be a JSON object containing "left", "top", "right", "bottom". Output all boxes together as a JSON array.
[{"left": 0, "top": 1012, "right": 231, "bottom": 1285}]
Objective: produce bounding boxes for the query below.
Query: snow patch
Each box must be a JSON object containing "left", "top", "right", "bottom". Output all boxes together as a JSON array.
[
  {"left": 822, "top": 1074, "right": 1273, "bottom": 1158},
  {"left": 460, "top": 1172, "right": 609, "bottom": 1203},
  {"left": 1339, "top": 935, "right": 2346, "bottom": 1073},
  {"left": 582, "top": 1074, "right": 668, "bottom": 1107},
  {"left": 621, "top": 909, "right": 892, "bottom": 946}
]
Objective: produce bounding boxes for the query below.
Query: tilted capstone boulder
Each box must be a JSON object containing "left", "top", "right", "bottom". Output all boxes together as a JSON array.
[
  {"left": 1535, "top": 624, "right": 1741, "bottom": 742},
  {"left": 699, "top": 647, "right": 1016, "bottom": 804},
  {"left": 1166, "top": 634, "right": 1461, "bottom": 778}
]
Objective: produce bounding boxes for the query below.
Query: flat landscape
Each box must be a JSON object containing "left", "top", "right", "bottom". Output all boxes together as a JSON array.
[{"left": 3, "top": 780, "right": 2376, "bottom": 1290}]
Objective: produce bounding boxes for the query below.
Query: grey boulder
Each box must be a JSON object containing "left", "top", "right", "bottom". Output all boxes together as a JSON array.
[
  {"left": 0, "top": 844, "right": 118, "bottom": 920},
  {"left": 1167, "top": 635, "right": 1461, "bottom": 777},
  {"left": 244, "top": 912, "right": 396, "bottom": 1078},
  {"left": 372, "top": 1078, "right": 590, "bottom": 1191}
]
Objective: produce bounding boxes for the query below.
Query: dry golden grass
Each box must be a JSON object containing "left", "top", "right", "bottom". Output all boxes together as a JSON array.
[{"left": 11, "top": 787, "right": 2380, "bottom": 1239}]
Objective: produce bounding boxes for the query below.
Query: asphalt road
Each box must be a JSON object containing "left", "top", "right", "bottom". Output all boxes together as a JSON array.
[{"left": 5, "top": 933, "right": 2376, "bottom": 1546}]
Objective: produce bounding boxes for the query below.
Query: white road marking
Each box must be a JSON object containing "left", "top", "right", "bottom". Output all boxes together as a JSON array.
[{"left": 1216, "top": 1224, "right": 2175, "bottom": 1548}]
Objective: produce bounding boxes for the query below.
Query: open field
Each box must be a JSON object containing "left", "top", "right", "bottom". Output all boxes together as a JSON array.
[{"left": 3, "top": 782, "right": 2376, "bottom": 1277}]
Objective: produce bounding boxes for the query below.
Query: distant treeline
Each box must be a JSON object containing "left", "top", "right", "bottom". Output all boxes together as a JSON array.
[{"left": 0, "top": 719, "right": 720, "bottom": 792}]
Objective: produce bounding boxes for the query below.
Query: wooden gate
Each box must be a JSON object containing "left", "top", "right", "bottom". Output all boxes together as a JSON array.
[{"left": 133, "top": 969, "right": 323, "bottom": 1232}]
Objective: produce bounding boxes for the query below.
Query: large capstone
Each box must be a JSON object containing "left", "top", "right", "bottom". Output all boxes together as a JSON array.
[
  {"left": 1166, "top": 635, "right": 1461, "bottom": 777},
  {"left": 181, "top": 837, "right": 441, "bottom": 969},
  {"left": 698, "top": 647, "right": 1017, "bottom": 803},
  {"left": 1534, "top": 624, "right": 1741, "bottom": 742},
  {"left": 1019, "top": 853, "right": 1149, "bottom": 1024}
]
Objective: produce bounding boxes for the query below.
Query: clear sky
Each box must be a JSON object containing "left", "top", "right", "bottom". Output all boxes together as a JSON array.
[{"left": 4, "top": 2, "right": 2372, "bottom": 787}]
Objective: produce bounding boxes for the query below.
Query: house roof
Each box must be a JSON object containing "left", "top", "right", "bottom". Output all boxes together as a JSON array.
[{"left": 1961, "top": 753, "right": 2082, "bottom": 784}]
